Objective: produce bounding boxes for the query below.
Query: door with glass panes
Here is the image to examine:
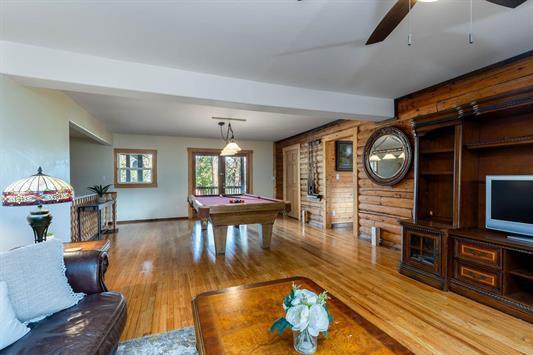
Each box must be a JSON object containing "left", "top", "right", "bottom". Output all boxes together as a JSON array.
[{"left": 191, "top": 149, "right": 252, "bottom": 196}]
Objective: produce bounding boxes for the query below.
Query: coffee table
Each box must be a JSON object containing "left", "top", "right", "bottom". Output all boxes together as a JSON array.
[{"left": 192, "top": 276, "right": 412, "bottom": 354}]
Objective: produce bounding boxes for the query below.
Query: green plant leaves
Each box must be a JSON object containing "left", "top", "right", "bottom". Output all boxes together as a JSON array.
[{"left": 270, "top": 317, "right": 291, "bottom": 335}]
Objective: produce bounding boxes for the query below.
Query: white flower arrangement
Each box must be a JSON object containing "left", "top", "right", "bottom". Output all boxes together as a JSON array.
[{"left": 270, "top": 283, "right": 333, "bottom": 337}]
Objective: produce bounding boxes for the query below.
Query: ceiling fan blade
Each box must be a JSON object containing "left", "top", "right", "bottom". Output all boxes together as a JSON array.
[
  {"left": 485, "top": 0, "right": 527, "bottom": 8},
  {"left": 366, "top": 0, "right": 417, "bottom": 45}
]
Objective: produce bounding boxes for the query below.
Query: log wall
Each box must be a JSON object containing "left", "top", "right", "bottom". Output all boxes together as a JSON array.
[
  {"left": 274, "top": 51, "right": 533, "bottom": 248},
  {"left": 325, "top": 140, "right": 354, "bottom": 226}
]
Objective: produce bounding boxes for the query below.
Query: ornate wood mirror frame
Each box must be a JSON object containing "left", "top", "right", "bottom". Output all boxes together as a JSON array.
[{"left": 363, "top": 126, "right": 412, "bottom": 186}]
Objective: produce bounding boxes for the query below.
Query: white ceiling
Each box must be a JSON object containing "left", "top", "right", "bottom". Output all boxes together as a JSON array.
[
  {"left": 1, "top": 0, "right": 532, "bottom": 140},
  {"left": 66, "top": 91, "right": 335, "bottom": 141},
  {"left": 2, "top": 0, "right": 531, "bottom": 98}
]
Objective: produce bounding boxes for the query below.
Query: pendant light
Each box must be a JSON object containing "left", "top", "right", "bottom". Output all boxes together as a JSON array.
[
  {"left": 383, "top": 153, "right": 397, "bottom": 160},
  {"left": 369, "top": 154, "right": 382, "bottom": 161},
  {"left": 218, "top": 122, "right": 242, "bottom": 156}
]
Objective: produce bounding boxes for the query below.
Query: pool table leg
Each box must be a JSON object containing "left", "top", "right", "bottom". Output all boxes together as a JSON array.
[
  {"left": 201, "top": 219, "right": 208, "bottom": 231},
  {"left": 213, "top": 225, "right": 227, "bottom": 255},
  {"left": 258, "top": 223, "right": 273, "bottom": 249}
]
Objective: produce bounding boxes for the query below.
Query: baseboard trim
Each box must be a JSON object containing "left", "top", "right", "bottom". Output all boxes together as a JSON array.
[
  {"left": 117, "top": 216, "right": 189, "bottom": 225},
  {"left": 331, "top": 222, "right": 353, "bottom": 229}
]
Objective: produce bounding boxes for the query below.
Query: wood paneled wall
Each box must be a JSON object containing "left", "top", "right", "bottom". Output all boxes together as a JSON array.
[{"left": 274, "top": 51, "right": 533, "bottom": 247}]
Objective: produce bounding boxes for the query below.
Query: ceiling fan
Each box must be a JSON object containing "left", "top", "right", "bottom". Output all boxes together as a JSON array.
[{"left": 366, "top": 0, "right": 528, "bottom": 45}]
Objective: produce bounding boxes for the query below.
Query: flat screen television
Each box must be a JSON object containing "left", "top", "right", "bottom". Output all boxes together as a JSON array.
[{"left": 486, "top": 176, "right": 533, "bottom": 240}]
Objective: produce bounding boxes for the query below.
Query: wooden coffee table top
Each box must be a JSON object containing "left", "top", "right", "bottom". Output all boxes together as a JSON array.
[{"left": 192, "top": 276, "right": 412, "bottom": 354}]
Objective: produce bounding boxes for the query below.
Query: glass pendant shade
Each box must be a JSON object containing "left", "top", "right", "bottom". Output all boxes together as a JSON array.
[
  {"left": 369, "top": 154, "right": 381, "bottom": 161},
  {"left": 220, "top": 141, "right": 242, "bottom": 156},
  {"left": 383, "top": 153, "right": 397, "bottom": 160},
  {"left": 2, "top": 167, "right": 74, "bottom": 206}
]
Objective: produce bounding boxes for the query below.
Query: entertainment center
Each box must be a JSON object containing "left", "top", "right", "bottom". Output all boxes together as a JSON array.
[{"left": 400, "top": 86, "right": 533, "bottom": 323}]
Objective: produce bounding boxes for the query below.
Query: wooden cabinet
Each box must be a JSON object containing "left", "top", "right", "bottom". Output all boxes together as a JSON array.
[
  {"left": 400, "top": 86, "right": 533, "bottom": 323},
  {"left": 449, "top": 229, "right": 532, "bottom": 323},
  {"left": 399, "top": 221, "right": 447, "bottom": 290}
]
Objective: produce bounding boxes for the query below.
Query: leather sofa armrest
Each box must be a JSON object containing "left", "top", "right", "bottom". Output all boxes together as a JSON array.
[{"left": 64, "top": 250, "right": 109, "bottom": 294}]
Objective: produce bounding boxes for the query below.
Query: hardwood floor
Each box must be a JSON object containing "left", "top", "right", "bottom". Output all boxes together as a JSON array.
[{"left": 105, "top": 217, "right": 532, "bottom": 354}]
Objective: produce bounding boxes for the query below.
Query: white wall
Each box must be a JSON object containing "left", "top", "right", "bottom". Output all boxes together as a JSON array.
[
  {"left": 0, "top": 75, "right": 111, "bottom": 251},
  {"left": 70, "top": 134, "right": 274, "bottom": 222},
  {"left": 69, "top": 137, "right": 114, "bottom": 195}
]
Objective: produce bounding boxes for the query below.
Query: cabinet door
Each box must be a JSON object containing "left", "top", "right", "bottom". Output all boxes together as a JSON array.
[{"left": 403, "top": 230, "right": 441, "bottom": 275}]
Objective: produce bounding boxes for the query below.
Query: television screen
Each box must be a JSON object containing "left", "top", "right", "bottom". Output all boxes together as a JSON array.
[{"left": 491, "top": 180, "right": 533, "bottom": 225}]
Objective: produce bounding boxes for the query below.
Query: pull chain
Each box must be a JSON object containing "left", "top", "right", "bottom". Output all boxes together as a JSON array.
[
  {"left": 408, "top": 0, "right": 413, "bottom": 46},
  {"left": 469, "top": 0, "right": 474, "bottom": 44}
]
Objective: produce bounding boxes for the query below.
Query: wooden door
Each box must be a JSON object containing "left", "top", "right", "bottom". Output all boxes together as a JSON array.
[{"left": 283, "top": 145, "right": 300, "bottom": 219}]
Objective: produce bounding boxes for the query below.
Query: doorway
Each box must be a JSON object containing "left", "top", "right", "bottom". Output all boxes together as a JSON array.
[
  {"left": 283, "top": 144, "right": 300, "bottom": 219},
  {"left": 322, "top": 127, "right": 358, "bottom": 235}
]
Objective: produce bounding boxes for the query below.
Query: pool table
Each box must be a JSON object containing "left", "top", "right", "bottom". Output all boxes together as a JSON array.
[{"left": 188, "top": 194, "right": 290, "bottom": 255}]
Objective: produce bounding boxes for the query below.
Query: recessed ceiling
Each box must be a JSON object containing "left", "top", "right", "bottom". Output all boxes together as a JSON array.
[
  {"left": 1, "top": 1, "right": 532, "bottom": 99},
  {"left": 66, "top": 91, "right": 337, "bottom": 141}
]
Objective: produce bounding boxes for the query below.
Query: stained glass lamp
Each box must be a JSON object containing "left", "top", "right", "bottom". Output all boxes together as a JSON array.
[{"left": 2, "top": 167, "right": 74, "bottom": 243}]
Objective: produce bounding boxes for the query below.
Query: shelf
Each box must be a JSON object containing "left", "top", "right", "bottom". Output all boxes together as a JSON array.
[
  {"left": 420, "top": 171, "right": 453, "bottom": 176},
  {"left": 505, "top": 291, "right": 533, "bottom": 305},
  {"left": 465, "top": 135, "right": 533, "bottom": 150},
  {"left": 420, "top": 148, "right": 454, "bottom": 155},
  {"left": 508, "top": 269, "right": 533, "bottom": 281}
]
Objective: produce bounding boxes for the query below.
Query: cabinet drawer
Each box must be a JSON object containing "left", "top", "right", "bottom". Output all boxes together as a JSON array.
[
  {"left": 454, "top": 261, "right": 501, "bottom": 293},
  {"left": 455, "top": 239, "right": 501, "bottom": 268}
]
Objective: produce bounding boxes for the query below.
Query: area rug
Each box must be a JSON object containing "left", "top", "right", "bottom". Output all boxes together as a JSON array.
[{"left": 117, "top": 327, "right": 198, "bottom": 355}]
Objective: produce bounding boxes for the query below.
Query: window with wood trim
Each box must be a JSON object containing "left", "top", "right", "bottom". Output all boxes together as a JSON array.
[
  {"left": 188, "top": 148, "right": 252, "bottom": 196},
  {"left": 114, "top": 149, "right": 157, "bottom": 188}
]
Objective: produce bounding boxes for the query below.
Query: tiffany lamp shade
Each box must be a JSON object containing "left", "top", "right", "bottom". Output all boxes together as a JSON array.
[{"left": 2, "top": 167, "right": 74, "bottom": 243}]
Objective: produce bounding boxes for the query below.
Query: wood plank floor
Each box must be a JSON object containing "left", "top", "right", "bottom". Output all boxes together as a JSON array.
[{"left": 104, "top": 217, "right": 532, "bottom": 354}]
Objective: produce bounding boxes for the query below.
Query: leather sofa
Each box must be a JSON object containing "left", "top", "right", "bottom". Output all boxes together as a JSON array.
[{"left": 1, "top": 249, "right": 127, "bottom": 355}]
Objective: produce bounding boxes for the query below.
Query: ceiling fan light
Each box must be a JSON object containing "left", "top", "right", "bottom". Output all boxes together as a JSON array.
[{"left": 383, "top": 153, "right": 397, "bottom": 160}]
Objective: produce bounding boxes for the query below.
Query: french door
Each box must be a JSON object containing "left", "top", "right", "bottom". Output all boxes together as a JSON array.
[{"left": 189, "top": 148, "right": 252, "bottom": 196}]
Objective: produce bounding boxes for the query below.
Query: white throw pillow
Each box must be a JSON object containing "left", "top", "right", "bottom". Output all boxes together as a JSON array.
[
  {"left": 0, "top": 281, "right": 30, "bottom": 350},
  {"left": 0, "top": 239, "right": 84, "bottom": 323}
]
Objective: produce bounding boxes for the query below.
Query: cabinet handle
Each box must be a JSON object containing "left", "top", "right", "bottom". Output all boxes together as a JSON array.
[{"left": 466, "top": 248, "right": 488, "bottom": 257}]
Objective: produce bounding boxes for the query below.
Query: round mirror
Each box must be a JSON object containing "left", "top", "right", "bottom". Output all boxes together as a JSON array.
[{"left": 363, "top": 127, "right": 412, "bottom": 186}]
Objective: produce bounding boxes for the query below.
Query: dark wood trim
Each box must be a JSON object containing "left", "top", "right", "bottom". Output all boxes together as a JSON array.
[
  {"left": 113, "top": 148, "right": 158, "bottom": 188},
  {"left": 117, "top": 216, "right": 188, "bottom": 224},
  {"left": 395, "top": 50, "right": 533, "bottom": 103},
  {"left": 275, "top": 119, "right": 346, "bottom": 144}
]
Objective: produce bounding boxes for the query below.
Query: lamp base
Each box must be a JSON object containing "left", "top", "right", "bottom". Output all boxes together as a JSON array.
[{"left": 27, "top": 205, "right": 53, "bottom": 243}]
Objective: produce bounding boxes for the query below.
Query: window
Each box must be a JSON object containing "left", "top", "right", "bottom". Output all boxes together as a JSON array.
[
  {"left": 188, "top": 148, "right": 252, "bottom": 196},
  {"left": 114, "top": 149, "right": 157, "bottom": 188}
]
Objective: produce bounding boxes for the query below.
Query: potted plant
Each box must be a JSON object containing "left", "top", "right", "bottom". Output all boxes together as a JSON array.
[{"left": 88, "top": 184, "right": 112, "bottom": 203}]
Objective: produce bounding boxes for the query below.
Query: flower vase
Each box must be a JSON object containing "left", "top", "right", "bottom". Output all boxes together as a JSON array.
[{"left": 293, "top": 329, "right": 317, "bottom": 354}]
